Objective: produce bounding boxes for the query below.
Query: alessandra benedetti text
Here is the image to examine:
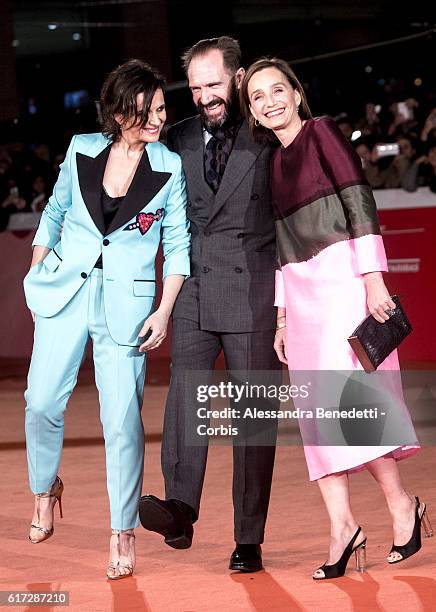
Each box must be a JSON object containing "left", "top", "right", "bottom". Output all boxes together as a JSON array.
[{"left": 197, "top": 407, "right": 382, "bottom": 420}]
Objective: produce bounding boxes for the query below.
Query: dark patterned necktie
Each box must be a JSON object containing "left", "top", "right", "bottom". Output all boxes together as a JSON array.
[{"left": 204, "top": 123, "right": 240, "bottom": 193}]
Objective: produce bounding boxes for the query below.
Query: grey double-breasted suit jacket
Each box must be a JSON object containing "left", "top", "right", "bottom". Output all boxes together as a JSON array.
[{"left": 167, "top": 116, "right": 277, "bottom": 333}]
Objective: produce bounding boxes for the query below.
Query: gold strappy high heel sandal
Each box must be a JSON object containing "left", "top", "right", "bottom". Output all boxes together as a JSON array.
[
  {"left": 29, "top": 476, "right": 64, "bottom": 544},
  {"left": 106, "top": 529, "right": 136, "bottom": 580}
]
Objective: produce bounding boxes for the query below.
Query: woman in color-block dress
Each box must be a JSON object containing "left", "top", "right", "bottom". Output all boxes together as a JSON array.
[{"left": 240, "top": 58, "right": 432, "bottom": 580}]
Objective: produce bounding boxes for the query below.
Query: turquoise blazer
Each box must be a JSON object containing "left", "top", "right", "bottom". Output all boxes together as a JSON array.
[{"left": 24, "top": 133, "right": 190, "bottom": 346}]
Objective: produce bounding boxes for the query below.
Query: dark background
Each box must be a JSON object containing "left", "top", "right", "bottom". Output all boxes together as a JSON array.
[{"left": 1, "top": 0, "right": 435, "bottom": 149}]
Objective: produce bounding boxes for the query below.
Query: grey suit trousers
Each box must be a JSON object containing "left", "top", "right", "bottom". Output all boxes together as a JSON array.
[{"left": 161, "top": 317, "right": 280, "bottom": 544}]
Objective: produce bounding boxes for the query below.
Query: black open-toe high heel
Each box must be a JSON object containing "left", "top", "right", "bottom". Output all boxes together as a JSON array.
[
  {"left": 388, "top": 496, "right": 433, "bottom": 564},
  {"left": 313, "top": 526, "right": 367, "bottom": 580}
]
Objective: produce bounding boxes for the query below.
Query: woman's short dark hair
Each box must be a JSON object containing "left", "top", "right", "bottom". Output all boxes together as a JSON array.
[
  {"left": 181, "top": 36, "right": 241, "bottom": 75},
  {"left": 100, "top": 59, "right": 165, "bottom": 141},
  {"left": 239, "top": 57, "right": 312, "bottom": 143}
]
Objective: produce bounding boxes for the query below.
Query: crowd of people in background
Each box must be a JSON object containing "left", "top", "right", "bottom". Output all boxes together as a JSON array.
[
  {"left": 1, "top": 89, "right": 436, "bottom": 231},
  {"left": 0, "top": 139, "right": 65, "bottom": 231},
  {"left": 342, "top": 101, "right": 436, "bottom": 193}
]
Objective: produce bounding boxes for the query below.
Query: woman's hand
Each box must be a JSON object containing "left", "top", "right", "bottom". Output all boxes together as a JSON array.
[
  {"left": 274, "top": 328, "right": 288, "bottom": 365},
  {"left": 138, "top": 275, "right": 185, "bottom": 352},
  {"left": 28, "top": 246, "right": 50, "bottom": 323},
  {"left": 364, "top": 272, "right": 396, "bottom": 323},
  {"left": 138, "top": 309, "right": 170, "bottom": 352}
]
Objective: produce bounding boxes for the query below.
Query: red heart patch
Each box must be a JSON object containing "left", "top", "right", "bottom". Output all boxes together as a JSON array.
[
  {"left": 137, "top": 212, "right": 155, "bottom": 235},
  {"left": 124, "top": 209, "right": 164, "bottom": 235}
]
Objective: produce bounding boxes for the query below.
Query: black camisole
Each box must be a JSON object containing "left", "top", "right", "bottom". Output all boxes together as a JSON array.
[{"left": 94, "top": 187, "right": 124, "bottom": 269}]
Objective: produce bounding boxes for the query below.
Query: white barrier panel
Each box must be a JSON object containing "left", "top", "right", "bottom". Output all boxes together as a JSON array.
[{"left": 374, "top": 187, "right": 436, "bottom": 210}]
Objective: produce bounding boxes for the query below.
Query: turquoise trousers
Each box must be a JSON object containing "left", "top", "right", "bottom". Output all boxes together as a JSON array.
[{"left": 24, "top": 268, "right": 146, "bottom": 529}]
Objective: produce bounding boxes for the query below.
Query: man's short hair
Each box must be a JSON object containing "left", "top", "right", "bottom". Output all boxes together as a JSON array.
[{"left": 181, "top": 36, "right": 241, "bottom": 75}]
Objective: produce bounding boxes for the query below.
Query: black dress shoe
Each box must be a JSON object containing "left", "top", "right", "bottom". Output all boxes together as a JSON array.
[
  {"left": 229, "top": 544, "right": 263, "bottom": 572},
  {"left": 138, "top": 495, "right": 194, "bottom": 549}
]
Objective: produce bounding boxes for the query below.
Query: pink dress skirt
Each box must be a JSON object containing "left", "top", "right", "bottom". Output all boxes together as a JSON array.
[{"left": 275, "top": 237, "right": 420, "bottom": 481}]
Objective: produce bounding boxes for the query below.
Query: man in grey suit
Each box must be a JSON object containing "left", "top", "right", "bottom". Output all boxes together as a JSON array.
[{"left": 139, "top": 36, "right": 280, "bottom": 572}]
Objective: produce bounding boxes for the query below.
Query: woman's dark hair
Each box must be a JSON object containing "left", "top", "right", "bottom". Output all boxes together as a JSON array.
[
  {"left": 100, "top": 59, "right": 166, "bottom": 141},
  {"left": 181, "top": 36, "right": 241, "bottom": 75},
  {"left": 239, "top": 57, "right": 312, "bottom": 143}
]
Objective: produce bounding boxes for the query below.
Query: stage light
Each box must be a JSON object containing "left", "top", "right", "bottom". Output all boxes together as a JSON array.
[
  {"left": 414, "top": 78, "right": 423, "bottom": 86},
  {"left": 12, "top": 39, "right": 19, "bottom": 47},
  {"left": 365, "top": 66, "right": 373, "bottom": 73},
  {"left": 72, "top": 33, "right": 82, "bottom": 41},
  {"left": 377, "top": 78, "right": 386, "bottom": 86},
  {"left": 48, "top": 24, "right": 58, "bottom": 30},
  {"left": 351, "top": 130, "right": 362, "bottom": 141}
]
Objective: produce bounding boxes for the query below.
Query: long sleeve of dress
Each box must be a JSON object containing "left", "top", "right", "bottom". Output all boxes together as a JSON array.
[
  {"left": 313, "top": 117, "right": 387, "bottom": 274},
  {"left": 274, "top": 268, "right": 286, "bottom": 308}
]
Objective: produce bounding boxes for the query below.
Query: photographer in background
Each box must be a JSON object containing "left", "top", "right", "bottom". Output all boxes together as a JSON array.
[
  {"left": 383, "top": 135, "right": 419, "bottom": 189},
  {"left": 387, "top": 99, "right": 419, "bottom": 139},
  {"left": 401, "top": 141, "right": 436, "bottom": 193},
  {"left": 354, "top": 138, "right": 388, "bottom": 188},
  {"left": 354, "top": 135, "right": 422, "bottom": 191},
  {"left": 0, "top": 148, "right": 28, "bottom": 230},
  {"left": 26, "top": 174, "right": 51, "bottom": 212},
  {"left": 356, "top": 103, "right": 384, "bottom": 140},
  {"left": 0, "top": 185, "right": 28, "bottom": 231},
  {"left": 420, "top": 108, "right": 436, "bottom": 142}
]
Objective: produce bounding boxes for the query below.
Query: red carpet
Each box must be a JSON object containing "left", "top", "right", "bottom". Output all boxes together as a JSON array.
[{"left": 1, "top": 362, "right": 435, "bottom": 611}]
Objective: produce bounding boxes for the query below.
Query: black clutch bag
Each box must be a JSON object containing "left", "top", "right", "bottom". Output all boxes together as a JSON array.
[{"left": 347, "top": 295, "right": 412, "bottom": 372}]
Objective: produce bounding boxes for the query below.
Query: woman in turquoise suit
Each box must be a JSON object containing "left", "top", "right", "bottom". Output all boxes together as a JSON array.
[{"left": 23, "top": 59, "right": 190, "bottom": 580}]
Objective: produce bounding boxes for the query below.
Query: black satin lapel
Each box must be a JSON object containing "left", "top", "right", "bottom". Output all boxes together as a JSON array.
[
  {"left": 213, "top": 122, "right": 264, "bottom": 212},
  {"left": 184, "top": 118, "right": 214, "bottom": 202},
  {"left": 105, "top": 147, "right": 171, "bottom": 235},
  {"left": 76, "top": 146, "right": 110, "bottom": 235}
]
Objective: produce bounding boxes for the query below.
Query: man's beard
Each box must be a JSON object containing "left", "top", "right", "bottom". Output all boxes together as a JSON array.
[{"left": 197, "top": 78, "right": 240, "bottom": 133}]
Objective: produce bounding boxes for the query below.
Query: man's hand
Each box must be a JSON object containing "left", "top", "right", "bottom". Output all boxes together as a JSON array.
[{"left": 138, "top": 309, "right": 170, "bottom": 352}]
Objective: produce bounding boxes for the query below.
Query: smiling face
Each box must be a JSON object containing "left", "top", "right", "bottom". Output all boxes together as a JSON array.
[
  {"left": 117, "top": 88, "right": 166, "bottom": 144},
  {"left": 247, "top": 66, "right": 301, "bottom": 134},
  {"left": 187, "top": 49, "right": 243, "bottom": 131}
]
